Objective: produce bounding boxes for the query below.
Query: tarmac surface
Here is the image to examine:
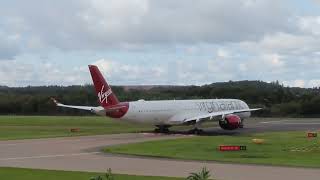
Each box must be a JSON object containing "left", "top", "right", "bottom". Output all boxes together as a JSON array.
[{"left": 1, "top": 118, "right": 320, "bottom": 180}]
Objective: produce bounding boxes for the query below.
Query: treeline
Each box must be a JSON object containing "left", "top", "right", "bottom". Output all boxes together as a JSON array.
[{"left": 1, "top": 80, "right": 320, "bottom": 117}]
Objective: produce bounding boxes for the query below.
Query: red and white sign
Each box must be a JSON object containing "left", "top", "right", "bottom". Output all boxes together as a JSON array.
[{"left": 219, "top": 145, "right": 246, "bottom": 151}]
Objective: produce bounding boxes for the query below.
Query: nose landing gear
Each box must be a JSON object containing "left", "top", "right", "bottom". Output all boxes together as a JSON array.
[{"left": 239, "top": 119, "right": 245, "bottom": 128}]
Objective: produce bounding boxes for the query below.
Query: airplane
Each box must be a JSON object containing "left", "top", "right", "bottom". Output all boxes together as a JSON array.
[{"left": 52, "top": 65, "right": 261, "bottom": 134}]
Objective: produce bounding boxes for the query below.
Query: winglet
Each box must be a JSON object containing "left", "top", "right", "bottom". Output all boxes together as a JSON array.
[{"left": 50, "top": 97, "right": 59, "bottom": 105}]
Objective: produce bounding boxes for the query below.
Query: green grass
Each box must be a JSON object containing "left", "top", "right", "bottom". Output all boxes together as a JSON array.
[
  {"left": 0, "top": 167, "right": 183, "bottom": 180},
  {"left": 105, "top": 131, "right": 320, "bottom": 168},
  {"left": 0, "top": 116, "right": 153, "bottom": 140}
]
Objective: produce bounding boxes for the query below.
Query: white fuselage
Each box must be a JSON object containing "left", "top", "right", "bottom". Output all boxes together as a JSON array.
[
  {"left": 116, "top": 99, "right": 251, "bottom": 125},
  {"left": 57, "top": 65, "right": 257, "bottom": 128}
]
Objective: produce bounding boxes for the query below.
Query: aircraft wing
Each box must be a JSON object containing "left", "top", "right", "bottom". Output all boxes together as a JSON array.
[
  {"left": 51, "top": 98, "right": 96, "bottom": 111},
  {"left": 183, "top": 108, "right": 262, "bottom": 123}
]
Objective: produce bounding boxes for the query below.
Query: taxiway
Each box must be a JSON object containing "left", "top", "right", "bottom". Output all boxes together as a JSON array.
[{"left": 1, "top": 118, "right": 320, "bottom": 180}]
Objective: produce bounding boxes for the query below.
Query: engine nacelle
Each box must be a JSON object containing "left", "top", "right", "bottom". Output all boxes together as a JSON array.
[{"left": 219, "top": 114, "right": 241, "bottom": 130}]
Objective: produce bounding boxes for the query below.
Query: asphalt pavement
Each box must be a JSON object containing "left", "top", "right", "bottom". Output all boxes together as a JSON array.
[{"left": 1, "top": 118, "right": 320, "bottom": 180}]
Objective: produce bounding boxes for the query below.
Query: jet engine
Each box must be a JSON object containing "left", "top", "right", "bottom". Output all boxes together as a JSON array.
[{"left": 219, "top": 114, "right": 241, "bottom": 130}]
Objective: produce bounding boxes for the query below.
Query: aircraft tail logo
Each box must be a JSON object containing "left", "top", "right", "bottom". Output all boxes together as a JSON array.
[
  {"left": 98, "top": 85, "right": 113, "bottom": 104},
  {"left": 89, "top": 65, "right": 120, "bottom": 107}
]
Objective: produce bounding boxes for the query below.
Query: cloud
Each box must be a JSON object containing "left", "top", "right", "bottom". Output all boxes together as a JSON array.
[
  {"left": 238, "top": 32, "right": 319, "bottom": 56},
  {"left": 93, "top": 59, "right": 169, "bottom": 85},
  {"left": 0, "top": 60, "right": 89, "bottom": 86},
  {"left": 0, "top": 32, "right": 21, "bottom": 60},
  {"left": 94, "top": 58, "right": 243, "bottom": 85},
  {"left": 216, "top": 48, "right": 231, "bottom": 59},
  {"left": 0, "top": 0, "right": 293, "bottom": 54},
  {"left": 282, "top": 79, "right": 320, "bottom": 88},
  {"left": 265, "top": 54, "right": 284, "bottom": 67},
  {"left": 1, "top": 1, "right": 320, "bottom": 88},
  {"left": 298, "top": 16, "right": 320, "bottom": 35}
]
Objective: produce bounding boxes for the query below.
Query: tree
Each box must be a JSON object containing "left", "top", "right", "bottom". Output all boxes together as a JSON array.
[
  {"left": 186, "top": 167, "right": 211, "bottom": 180},
  {"left": 1, "top": 80, "right": 320, "bottom": 117},
  {"left": 89, "top": 168, "right": 114, "bottom": 180},
  {"left": 105, "top": 168, "right": 114, "bottom": 180},
  {"left": 90, "top": 176, "right": 103, "bottom": 180}
]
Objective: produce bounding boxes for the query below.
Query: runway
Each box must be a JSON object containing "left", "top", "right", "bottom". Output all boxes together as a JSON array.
[
  {"left": 1, "top": 118, "right": 320, "bottom": 180},
  {"left": 197, "top": 118, "right": 320, "bottom": 135}
]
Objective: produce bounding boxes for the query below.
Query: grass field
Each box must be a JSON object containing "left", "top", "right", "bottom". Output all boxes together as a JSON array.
[
  {"left": 0, "top": 116, "right": 153, "bottom": 140},
  {"left": 105, "top": 131, "right": 320, "bottom": 168},
  {"left": 0, "top": 167, "right": 183, "bottom": 180}
]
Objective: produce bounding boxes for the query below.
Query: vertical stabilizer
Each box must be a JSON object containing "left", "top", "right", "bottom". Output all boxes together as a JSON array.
[{"left": 88, "top": 65, "right": 120, "bottom": 107}]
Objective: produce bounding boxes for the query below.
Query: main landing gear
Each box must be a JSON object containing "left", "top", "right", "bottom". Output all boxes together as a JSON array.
[
  {"left": 189, "top": 123, "right": 204, "bottom": 135},
  {"left": 154, "top": 125, "right": 171, "bottom": 133},
  {"left": 188, "top": 128, "right": 204, "bottom": 135}
]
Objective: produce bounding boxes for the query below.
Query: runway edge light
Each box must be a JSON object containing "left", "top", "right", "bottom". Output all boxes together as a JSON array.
[
  {"left": 70, "top": 128, "right": 80, "bottom": 133},
  {"left": 307, "top": 132, "right": 317, "bottom": 138},
  {"left": 252, "top": 138, "right": 265, "bottom": 144}
]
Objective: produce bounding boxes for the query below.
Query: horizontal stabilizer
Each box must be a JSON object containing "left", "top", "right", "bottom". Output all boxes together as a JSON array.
[{"left": 51, "top": 98, "right": 97, "bottom": 111}]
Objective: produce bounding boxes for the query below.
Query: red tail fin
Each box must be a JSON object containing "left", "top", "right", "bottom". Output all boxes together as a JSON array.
[{"left": 88, "top": 65, "right": 119, "bottom": 107}]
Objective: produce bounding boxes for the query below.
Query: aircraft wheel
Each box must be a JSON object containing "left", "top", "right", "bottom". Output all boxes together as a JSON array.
[
  {"left": 154, "top": 125, "right": 170, "bottom": 133},
  {"left": 190, "top": 128, "right": 203, "bottom": 135}
]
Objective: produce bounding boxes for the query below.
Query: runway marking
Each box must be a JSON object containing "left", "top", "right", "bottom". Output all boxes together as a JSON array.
[
  {"left": 0, "top": 139, "right": 91, "bottom": 147},
  {"left": 266, "top": 122, "right": 320, "bottom": 125},
  {"left": 260, "top": 120, "right": 320, "bottom": 125},
  {"left": 0, "top": 152, "right": 101, "bottom": 161},
  {"left": 0, "top": 143, "right": 26, "bottom": 146},
  {"left": 260, "top": 120, "right": 284, "bottom": 124},
  {"left": 140, "top": 133, "right": 194, "bottom": 137}
]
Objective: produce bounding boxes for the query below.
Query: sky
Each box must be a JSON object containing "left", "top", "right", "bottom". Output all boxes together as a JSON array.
[{"left": 1, "top": 0, "right": 320, "bottom": 87}]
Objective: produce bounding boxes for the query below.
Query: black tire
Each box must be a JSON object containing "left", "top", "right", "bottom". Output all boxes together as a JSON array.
[
  {"left": 193, "top": 128, "right": 203, "bottom": 135},
  {"left": 154, "top": 125, "right": 170, "bottom": 133}
]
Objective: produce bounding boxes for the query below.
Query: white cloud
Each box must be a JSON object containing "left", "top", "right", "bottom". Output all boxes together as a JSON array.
[
  {"left": 1, "top": 1, "right": 320, "bottom": 88},
  {"left": 0, "top": 0, "right": 293, "bottom": 55},
  {"left": 239, "top": 63, "right": 247, "bottom": 72},
  {"left": 0, "top": 32, "right": 21, "bottom": 60},
  {"left": 267, "top": 54, "right": 284, "bottom": 67},
  {"left": 243, "top": 53, "right": 285, "bottom": 73},
  {"left": 308, "top": 79, "right": 320, "bottom": 87},
  {"left": 216, "top": 48, "right": 230, "bottom": 58},
  {"left": 282, "top": 79, "right": 320, "bottom": 88},
  {"left": 93, "top": 59, "right": 169, "bottom": 85},
  {"left": 239, "top": 32, "right": 320, "bottom": 56},
  {"left": 283, "top": 80, "right": 303, "bottom": 88},
  {"left": 0, "top": 60, "right": 89, "bottom": 86},
  {"left": 293, "top": 80, "right": 305, "bottom": 88},
  {"left": 298, "top": 16, "right": 320, "bottom": 35}
]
